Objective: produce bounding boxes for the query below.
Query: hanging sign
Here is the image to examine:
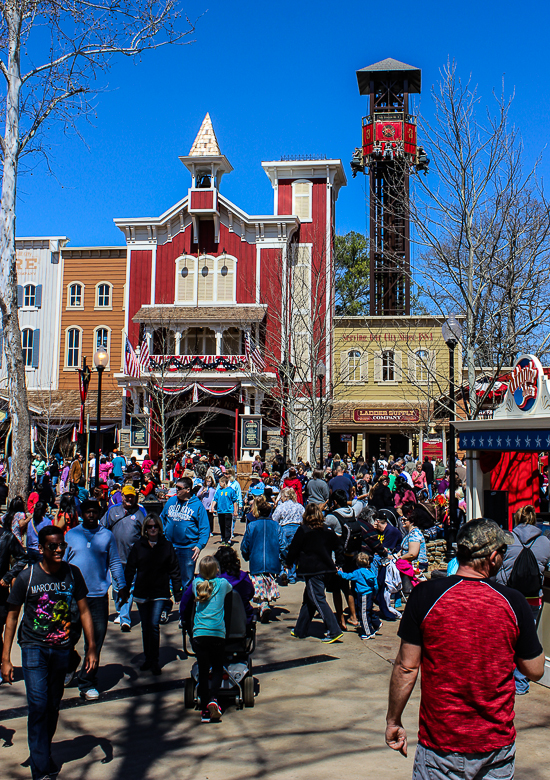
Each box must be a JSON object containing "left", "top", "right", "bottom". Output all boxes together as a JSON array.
[
  {"left": 509, "top": 356, "right": 541, "bottom": 413},
  {"left": 354, "top": 408, "right": 420, "bottom": 423}
]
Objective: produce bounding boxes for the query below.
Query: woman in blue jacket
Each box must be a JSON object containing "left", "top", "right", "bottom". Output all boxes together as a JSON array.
[{"left": 240, "top": 496, "right": 283, "bottom": 623}]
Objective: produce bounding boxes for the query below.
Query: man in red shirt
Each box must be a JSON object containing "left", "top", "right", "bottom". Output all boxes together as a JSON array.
[
  {"left": 283, "top": 468, "right": 304, "bottom": 505},
  {"left": 386, "top": 517, "right": 545, "bottom": 779}
]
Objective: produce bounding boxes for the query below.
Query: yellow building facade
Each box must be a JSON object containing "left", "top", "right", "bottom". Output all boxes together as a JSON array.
[{"left": 330, "top": 316, "right": 456, "bottom": 461}]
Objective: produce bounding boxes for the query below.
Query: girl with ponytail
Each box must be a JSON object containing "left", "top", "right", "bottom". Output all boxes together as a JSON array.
[{"left": 191, "top": 555, "right": 233, "bottom": 723}]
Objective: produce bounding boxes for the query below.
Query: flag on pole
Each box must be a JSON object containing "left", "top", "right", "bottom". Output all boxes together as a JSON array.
[
  {"left": 139, "top": 339, "right": 150, "bottom": 373},
  {"left": 244, "top": 331, "right": 265, "bottom": 372},
  {"left": 124, "top": 336, "right": 141, "bottom": 378}
]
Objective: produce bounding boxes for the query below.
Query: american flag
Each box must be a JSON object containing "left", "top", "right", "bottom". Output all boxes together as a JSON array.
[
  {"left": 139, "top": 339, "right": 150, "bottom": 373},
  {"left": 244, "top": 331, "right": 265, "bottom": 372},
  {"left": 124, "top": 336, "right": 141, "bottom": 378}
]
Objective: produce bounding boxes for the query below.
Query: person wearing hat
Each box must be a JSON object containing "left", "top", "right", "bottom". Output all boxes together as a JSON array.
[
  {"left": 65, "top": 500, "right": 128, "bottom": 699},
  {"left": 385, "top": 518, "right": 544, "bottom": 779},
  {"left": 100, "top": 486, "right": 146, "bottom": 631}
]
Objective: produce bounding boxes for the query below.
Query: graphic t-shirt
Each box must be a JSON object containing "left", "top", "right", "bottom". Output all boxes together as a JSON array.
[
  {"left": 8, "top": 562, "right": 88, "bottom": 647},
  {"left": 398, "top": 575, "right": 543, "bottom": 753},
  {"left": 213, "top": 486, "right": 238, "bottom": 514}
]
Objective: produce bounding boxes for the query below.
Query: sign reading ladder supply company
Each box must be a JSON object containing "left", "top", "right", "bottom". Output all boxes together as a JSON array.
[{"left": 353, "top": 408, "right": 420, "bottom": 423}]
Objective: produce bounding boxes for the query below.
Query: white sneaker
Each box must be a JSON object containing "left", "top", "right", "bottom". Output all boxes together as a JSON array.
[
  {"left": 81, "top": 688, "right": 100, "bottom": 700},
  {"left": 114, "top": 615, "right": 121, "bottom": 624}
]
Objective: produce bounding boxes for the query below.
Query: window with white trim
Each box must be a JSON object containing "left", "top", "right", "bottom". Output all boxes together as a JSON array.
[
  {"left": 24, "top": 284, "right": 36, "bottom": 307},
  {"left": 348, "top": 350, "right": 361, "bottom": 382},
  {"left": 292, "top": 180, "right": 312, "bottom": 222},
  {"left": 96, "top": 282, "right": 112, "bottom": 309},
  {"left": 382, "top": 350, "right": 395, "bottom": 382},
  {"left": 152, "top": 328, "right": 175, "bottom": 355},
  {"left": 290, "top": 244, "right": 312, "bottom": 374},
  {"left": 68, "top": 282, "right": 83, "bottom": 308},
  {"left": 22, "top": 328, "right": 34, "bottom": 367},
  {"left": 66, "top": 327, "right": 81, "bottom": 368},
  {"left": 94, "top": 326, "right": 110, "bottom": 355},
  {"left": 175, "top": 254, "right": 237, "bottom": 304}
]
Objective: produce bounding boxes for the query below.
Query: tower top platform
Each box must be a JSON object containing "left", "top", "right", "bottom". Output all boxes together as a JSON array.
[{"left": 356, "top": 57, "right": 421, "bottom": 95}]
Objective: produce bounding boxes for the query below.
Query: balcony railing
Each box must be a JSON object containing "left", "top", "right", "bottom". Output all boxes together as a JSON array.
[{"left": 149, "top": 354, "right": 248, "bottom": 372}]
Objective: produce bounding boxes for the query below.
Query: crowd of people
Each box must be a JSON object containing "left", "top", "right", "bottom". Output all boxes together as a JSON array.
[{"left": 0, "top": 444, "right": 548, "bottom": 779}]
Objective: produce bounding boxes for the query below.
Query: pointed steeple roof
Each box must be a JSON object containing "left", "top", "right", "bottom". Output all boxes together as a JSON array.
[{"left": 189, "top": 113, "right": 221, "bottom": 157}]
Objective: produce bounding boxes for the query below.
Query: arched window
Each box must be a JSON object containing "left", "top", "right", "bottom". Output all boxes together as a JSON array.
[
  {"left": 216, "top": 256, "right": 236, "bottom": 303},
  {"left": 24, "top": 284, "right": 36, "bottom": 307},
  {"left": 94, "top": 327, "right": 110, "bottom": 353},
  {"left": 416, "top": 349, "right": 429, "bottom": 383},
  {"left": 348, "top": 350, "right": 361, "bottom": 382},
  {"left": 292, "top": 180, "right": 313, "bottom": 222},
  {"left": 96, "top": 282, "right": 112, "bottom": 309},
  {"left": 197, "top": 255, "right": 215, "bottom": 302},
  {"left": 382, "top": 350, "right": 395, "bottom": 382},
  {"left": 22, "top": 329, "right": 34, "bottom": 367},
  {"left": 66, "top": 327, "right": 81, "bottom": 368},
  {"left": 68, "top": 282, "right": 84, "bottom": 308},
  {"left": 176, "top": 256, "right": 197, "bottom": 303}
]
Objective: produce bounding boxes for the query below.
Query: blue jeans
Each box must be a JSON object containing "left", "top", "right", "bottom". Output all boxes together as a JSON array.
[
  {"left": 175, "top": 547, "right": 196, "bottom": 590},
  {"left": 280, "top": 524, "right": 300, "bottom": 582},
  {"left": 514, "top": 605, "right": 541, "bottom": 693},
  {"left": 137, "top": 599, "right": 167, "bottom": 663},
  {"left": 77, "top": 595, "right": 108, "bottom": 692},
  {"left": 22, "top": 645, "right": 71, "bottom": 780},
  {"left": 113, "top": 579, "right": 134, "bottom": 627}
]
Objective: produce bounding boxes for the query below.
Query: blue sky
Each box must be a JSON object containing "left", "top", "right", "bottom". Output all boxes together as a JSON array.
[{"left": 16, "top": 0, "right": 550, "bottom": 246}]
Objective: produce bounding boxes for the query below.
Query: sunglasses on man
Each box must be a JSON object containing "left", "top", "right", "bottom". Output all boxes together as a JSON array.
[{"left": 44, "top": 541, "right": 68, "bottom": 552}]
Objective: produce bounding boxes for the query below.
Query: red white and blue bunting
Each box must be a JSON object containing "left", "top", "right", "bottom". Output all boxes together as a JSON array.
[
  {"left": 159, "top": 383, "right": 241, "bottom": 401},
  {"left": 149, "top": 355, "right": 246, "bottom": 373}
]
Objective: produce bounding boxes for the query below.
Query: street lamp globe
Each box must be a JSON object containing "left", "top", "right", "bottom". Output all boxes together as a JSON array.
[
  {"left": 93, "top": 348, "right": 109, "bottom": 369},
  {"left": 317, "top": 360, "right": 326, "bottom": 378},
  {"left": 441, "top": 314, "right": 463, "bottom": 347}
]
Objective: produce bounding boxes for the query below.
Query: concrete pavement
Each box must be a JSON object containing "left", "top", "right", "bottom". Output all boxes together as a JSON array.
[{"left": 1, "top": 529, "right": 550, "bottom": 780}]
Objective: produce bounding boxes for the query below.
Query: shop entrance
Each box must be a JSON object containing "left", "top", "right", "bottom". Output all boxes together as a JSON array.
[
  {"left": 176, "top": 409, "right": 236, "bottom": 458},
  {"left": 368, "top": 432, "right": 409, "bottom": 459}
]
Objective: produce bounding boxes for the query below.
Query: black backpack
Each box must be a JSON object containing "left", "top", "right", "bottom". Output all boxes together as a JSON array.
[
  {"left": 507, "top": 536, "right": 542, "bottom": 598},
  {"left": 333, "top": 509, "right": 363, "bottom": 555}
]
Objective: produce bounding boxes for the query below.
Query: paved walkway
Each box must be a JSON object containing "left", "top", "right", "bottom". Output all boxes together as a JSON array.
[{"left": 1, "top": 530, "right": 550, "bottom": 780}]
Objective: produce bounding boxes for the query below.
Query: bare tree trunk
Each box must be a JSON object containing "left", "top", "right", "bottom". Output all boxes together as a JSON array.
[{"left": 0, "top": 17, "right": 31, "bottom": 498}]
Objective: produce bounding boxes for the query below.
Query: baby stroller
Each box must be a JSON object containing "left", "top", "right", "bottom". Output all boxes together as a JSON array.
[{"left": 183, "top": 590, "right": 257, "bottom": 710}]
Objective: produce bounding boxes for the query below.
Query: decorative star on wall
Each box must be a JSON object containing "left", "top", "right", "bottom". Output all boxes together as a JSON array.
[
  {"left": 487, "top": 437, "right": 493, "bottom": 446},
  {"left": 536, "top": 436, "right": 542, "bottom": 448},
  {"left": 515, "top": 436, "right": 521, "bottom": 447},
  {"left": 479, "top": 437, "right": 484, "bottom": 447},
  {"left": 525, "top": 436, "right": 531, "bottom": 447},
  {"left": 496, "top": 437, "right": 502, "bottom": 447},
  {"left": 506, "top": 437, "right": 511, "bottom": 447}
]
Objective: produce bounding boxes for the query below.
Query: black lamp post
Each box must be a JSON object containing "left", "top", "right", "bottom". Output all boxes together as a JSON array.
[
  {"left": 94, "top": 347, "right": 109, "bottom": 488},
  {"left": 441, "top": 315, "right": 463, "bottom": 540},
  {"left": 317, "top": 360, "right": 326, "bottom": 469}
]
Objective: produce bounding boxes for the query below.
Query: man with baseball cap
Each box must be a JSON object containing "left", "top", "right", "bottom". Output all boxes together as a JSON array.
[
  {"left": 100, "top": 485, "right": 146, "bottom": 631},
  {"left": 386, "top": 517, "right": 545, "bottom": 780}
]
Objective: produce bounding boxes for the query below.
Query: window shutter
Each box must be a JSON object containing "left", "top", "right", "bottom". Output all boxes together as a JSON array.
[
  {"left": 32, "top": 329, "right": 40, "bottom": 368},
  {"left": 198, "top": 257, "right": 215, "bottom": 302},
  {"left": 340, "top": 351, "right": 348, "bottom": 382},
  {"left": 394, "top": 350, "right": 402, "bottom": 382},
  {"left": 360, "top": 351, "right": 368, "bottom": 381},
  {"left": 408, "top": 352, "right": 416, "bottom": 383},
  {"left": 177, "top": 258, "right": 195, "bottom": 303},
  {"left": 35, "top": 284, "right": 43, "bottom": 308},
  {"left": 17, "top": 285, "right": 23, "bottom": 307},
  {"left": 217, "top": 258, "right": 235, "bottom": 302},
  {"left": 373, "top": 351, "right": 382, "bottom": 382}
]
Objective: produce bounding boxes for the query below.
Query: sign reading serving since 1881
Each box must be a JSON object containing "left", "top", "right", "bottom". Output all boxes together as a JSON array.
[{"left": 353, "top": 408, "right": 420, "bottom": 423}]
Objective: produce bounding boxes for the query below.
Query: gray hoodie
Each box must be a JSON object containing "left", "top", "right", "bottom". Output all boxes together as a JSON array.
[{"left": 495, "top": 524, "right": 550, "bottom": 595}]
